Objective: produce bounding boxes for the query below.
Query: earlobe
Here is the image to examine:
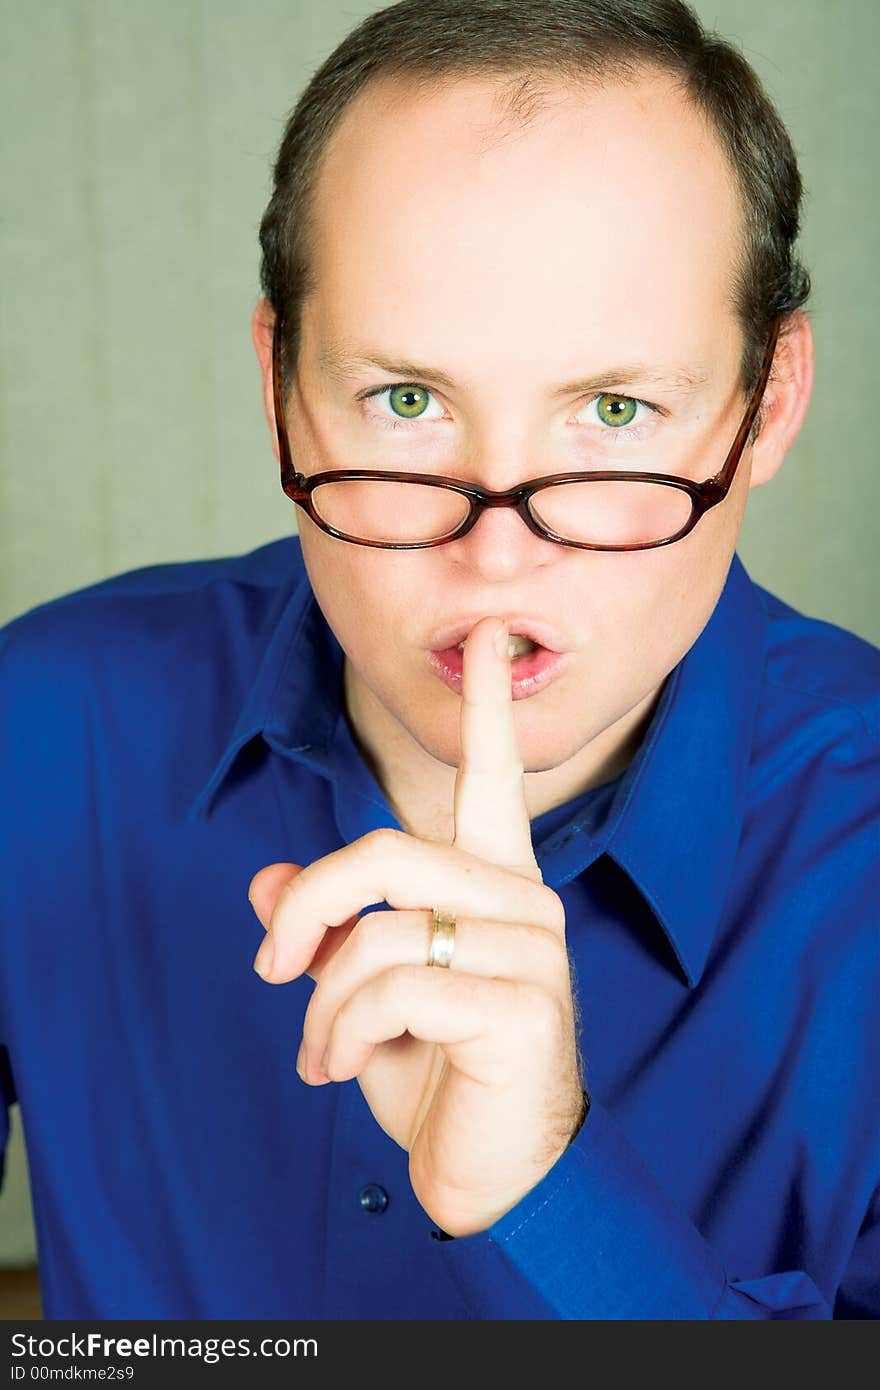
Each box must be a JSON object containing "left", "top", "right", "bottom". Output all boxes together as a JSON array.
[
  {"left": 748, "top": 309, "right": 815, "bottom": 490},
  {"left": 251, "top": 298, "right": 280, "bottom": 462}
]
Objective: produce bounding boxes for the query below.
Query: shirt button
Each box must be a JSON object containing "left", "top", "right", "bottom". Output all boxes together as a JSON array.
[{"left": 358, "top": 1183, "right": 389, "bottom": 1214}]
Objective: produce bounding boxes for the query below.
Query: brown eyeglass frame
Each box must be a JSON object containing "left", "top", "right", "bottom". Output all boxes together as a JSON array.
[{"left": 272, "top": 314, "right": 781, "bottom": 552}]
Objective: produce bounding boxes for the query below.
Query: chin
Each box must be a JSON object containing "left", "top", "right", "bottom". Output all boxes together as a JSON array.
[{"left": 413, "top": 682, "right": 585, "bottom": 776}]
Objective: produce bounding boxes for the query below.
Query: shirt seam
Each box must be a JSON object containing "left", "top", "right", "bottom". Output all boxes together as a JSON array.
[
  {"left": 1, "top": 557, "right": 294, "bottom": 633},
  {"left": 498, "top": 1166, "right": 578, "bottom": 1245},
  {"left": 760, "top": 675, "right": 877, "bottom": 745}
]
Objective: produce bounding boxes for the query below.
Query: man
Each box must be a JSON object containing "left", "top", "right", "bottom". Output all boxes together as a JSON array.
[{"left": 0, "top": 0, "right": 877, "bottom": 1319}]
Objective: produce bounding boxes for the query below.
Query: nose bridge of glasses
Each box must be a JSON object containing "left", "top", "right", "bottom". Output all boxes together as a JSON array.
[
  {"left": 455, "top": 480, "right": 554, "bottom": 551},
  {"left": 472, "top": 481, "right": 533, "bottom": 505},
  {"left": 464, "top": 475, "right": 558, "bottom": 505}
]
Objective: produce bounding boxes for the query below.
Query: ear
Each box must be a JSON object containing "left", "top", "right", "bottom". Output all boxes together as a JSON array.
[
  {"left": 251, "top": 297, "right": 280, "bottom": 464},
  {"left": 747, "top": 308, "right": 815, "bottom": 490}
]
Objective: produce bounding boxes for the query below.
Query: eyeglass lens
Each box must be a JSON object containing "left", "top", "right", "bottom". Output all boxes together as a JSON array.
[{"left": 308, "top": 475, "right": 693, "bottom": 547}]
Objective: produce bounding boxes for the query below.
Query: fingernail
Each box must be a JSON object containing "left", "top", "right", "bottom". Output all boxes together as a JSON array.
[
  {"left": 494, "top": 621, "right": 509, "bottom": 659},
  {"left": 253, "top": 934, "right": 274, "bottom": 978},
  {"left": 295, "top": 1040, "right": 306, "bottom": 1080}
]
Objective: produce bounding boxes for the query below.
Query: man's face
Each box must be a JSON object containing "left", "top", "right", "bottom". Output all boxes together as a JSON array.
[{"left": 284, "top": 68, "right": 754, "bottom": 783}]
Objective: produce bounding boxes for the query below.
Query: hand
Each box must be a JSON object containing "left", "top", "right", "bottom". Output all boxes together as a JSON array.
[{"left": 247, "top": 617, "right": 586, "bottom": 1237}]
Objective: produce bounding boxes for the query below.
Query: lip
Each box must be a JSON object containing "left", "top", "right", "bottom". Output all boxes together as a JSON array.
[{"left": 426, "top": 642, "right": 574, "bottom": 701}]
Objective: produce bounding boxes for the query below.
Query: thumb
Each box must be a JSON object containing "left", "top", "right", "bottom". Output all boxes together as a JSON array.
[{"left": 247, "top": 862, "right": 305, "bottom": 930}]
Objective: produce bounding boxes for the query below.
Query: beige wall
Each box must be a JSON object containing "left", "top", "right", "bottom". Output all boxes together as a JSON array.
[{"left": 1, "top": 0, "right": 878, "bottom": 1270}]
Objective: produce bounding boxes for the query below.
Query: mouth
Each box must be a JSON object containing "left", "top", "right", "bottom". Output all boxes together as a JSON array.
[
  {"left": 460, "top": 632, "right": 539, "bottom": 660},
  {"left": 426, "top": 622, "right": 574, "bottom": 701}
]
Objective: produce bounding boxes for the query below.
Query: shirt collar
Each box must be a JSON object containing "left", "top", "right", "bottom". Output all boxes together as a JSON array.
[
  {"left": 186, "top": 549, "right": 344, "bottom": 823},
  {"left": 188, "top": 546, "right": 767, "bottom": 990},
  {"left": 600, "top": 555, "right": 767, "bottom": 986}
]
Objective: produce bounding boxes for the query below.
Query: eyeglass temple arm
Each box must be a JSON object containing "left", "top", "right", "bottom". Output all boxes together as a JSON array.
[
  {"left": 271, "top": 315, "right": 295, "bottom": 480},
  {"left": 708, "top": 315, "right": 782, "bottom": 498}
]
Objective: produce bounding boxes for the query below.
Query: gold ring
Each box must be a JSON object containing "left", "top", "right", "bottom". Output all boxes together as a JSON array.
[{"left": 428, "top": 910, "right": 456, "bottom": 968}]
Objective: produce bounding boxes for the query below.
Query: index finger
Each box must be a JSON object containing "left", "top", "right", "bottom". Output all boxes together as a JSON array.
[{"left": 452, "top": 617, "right": 542, "bottom": 882}]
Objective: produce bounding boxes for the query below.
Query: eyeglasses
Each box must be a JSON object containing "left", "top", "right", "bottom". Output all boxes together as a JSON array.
[{"left": 272, "top": 314, "right": 780, "bottom": 552}]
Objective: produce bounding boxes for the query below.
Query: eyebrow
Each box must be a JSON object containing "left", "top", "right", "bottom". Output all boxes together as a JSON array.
[{"left": 318, "top": 344, "right": 712, "bottom": 399}]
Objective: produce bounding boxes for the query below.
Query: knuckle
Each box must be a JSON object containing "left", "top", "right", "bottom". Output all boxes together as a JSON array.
[
  {"left": 365, "top": 826, "right": 401, "bottom": 853},
  {"left": 516, "top": 981, "right": 562, "bottom": 1044},
  {"left": 541, "top": 887, "right": 567, "bottom": 933},
  {"left": 511, "top": 859, "right": 543, "bottom": 882}
]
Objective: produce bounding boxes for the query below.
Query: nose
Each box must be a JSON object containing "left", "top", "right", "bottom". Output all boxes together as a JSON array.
[{"left": 447, "top": 489, "right": 557, "bottom": 581}]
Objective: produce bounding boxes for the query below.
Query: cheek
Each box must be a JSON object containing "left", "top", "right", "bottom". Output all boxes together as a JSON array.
[
  {"left": 562, "top": 575, "right": 658, "bottom": 708},
  {"left": 584, "top": 533, "right": 730, "bottom": 675},
  {"left": 631, "top": 509, "right": 741, "bottom": 665},
  {"left": 297, "top": 524, "right": 419, "bottom": 657}
]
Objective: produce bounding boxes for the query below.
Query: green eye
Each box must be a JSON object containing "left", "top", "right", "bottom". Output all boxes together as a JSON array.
[
  {"left": 388, "top": 385, "right": 431, "bottom": 419},
  {"left": 596, "top": 394, "right": 638, "bottom": 428}
]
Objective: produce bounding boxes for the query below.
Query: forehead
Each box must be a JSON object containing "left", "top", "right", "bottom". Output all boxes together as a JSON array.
[{"left": 305, "top": 68, "right": 743, "bottom": 365}]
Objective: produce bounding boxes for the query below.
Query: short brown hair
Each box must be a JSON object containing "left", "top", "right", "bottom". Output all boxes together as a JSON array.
[{"left": 258, "top": 0, "right": 811, "bottom": 440}]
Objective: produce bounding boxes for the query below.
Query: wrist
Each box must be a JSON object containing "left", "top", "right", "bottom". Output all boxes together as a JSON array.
[{"left": 431, "top": 1089, "right": 592, "bottom": 1242}]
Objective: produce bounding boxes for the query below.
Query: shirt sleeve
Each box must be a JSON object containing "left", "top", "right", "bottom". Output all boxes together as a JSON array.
[
  {"left": 431, "top": 1097, "right": 834, "bottom": 1319},
  {"left": 833, "top": 1185, "right": 880, "bottom": 1318}
]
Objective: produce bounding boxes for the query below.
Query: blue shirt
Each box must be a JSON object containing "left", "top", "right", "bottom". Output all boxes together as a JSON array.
[{"left": 0, "top": 536, "right": 877, "bottom": 1320}]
